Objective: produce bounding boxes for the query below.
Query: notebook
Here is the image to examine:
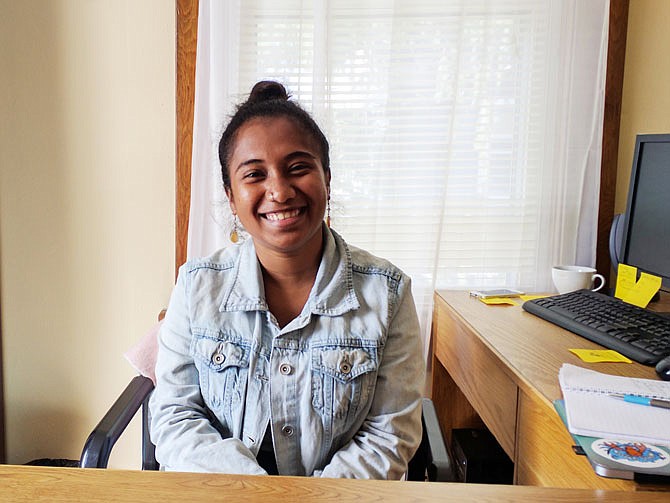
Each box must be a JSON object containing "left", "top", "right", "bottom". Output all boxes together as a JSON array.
[{"left": 558, "top": 363, "right": 670, "bottom": 445}]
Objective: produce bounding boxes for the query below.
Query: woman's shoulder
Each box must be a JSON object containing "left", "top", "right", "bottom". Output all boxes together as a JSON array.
[
  {"left": 332, "top": 230, "right": 407, "bottom": 282},
  {"left": 179, "top": 243, "right": 245, "bottom": 275}
]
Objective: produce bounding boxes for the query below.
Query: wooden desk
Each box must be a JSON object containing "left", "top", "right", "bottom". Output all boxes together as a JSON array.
[
  {"left": 1, "top": 464, "right": 669, "bottom": 502},
  {"left": 430, "top": 290, "right": 669, "bottom": 490}
]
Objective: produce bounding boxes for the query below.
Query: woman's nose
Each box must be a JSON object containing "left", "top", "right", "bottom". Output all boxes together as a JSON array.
[{"left": 266, "top": 174, "right": 295, "bottom": 203}]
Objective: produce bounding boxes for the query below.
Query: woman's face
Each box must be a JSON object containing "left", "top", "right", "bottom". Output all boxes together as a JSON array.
[{"left": 226, "top": 116, "right": 330, "bottom": 257}]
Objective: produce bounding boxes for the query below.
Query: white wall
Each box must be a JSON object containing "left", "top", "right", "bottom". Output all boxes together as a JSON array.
[{"left": 0, "top": 0, "right": 175, "bottom": 467}]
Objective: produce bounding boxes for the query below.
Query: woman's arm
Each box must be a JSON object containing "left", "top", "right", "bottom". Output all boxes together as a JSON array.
[
  {"left": 317, "top": 276, "right": 425, "bottom": 479},
  {"left": 148, "top": 268, "right": 267, "bottom": 474}
]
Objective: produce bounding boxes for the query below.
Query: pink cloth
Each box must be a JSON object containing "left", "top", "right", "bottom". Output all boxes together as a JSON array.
[{"left": 124, "top": 320, "right": 162, "bottom": 384}]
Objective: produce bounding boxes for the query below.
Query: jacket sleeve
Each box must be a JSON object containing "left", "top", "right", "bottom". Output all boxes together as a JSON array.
[
  {"left": 316, "top": 275, "right": 425, "bottom": 479},
  {"left": 148, "top": 266, "right": 267, "bottom": 474}
]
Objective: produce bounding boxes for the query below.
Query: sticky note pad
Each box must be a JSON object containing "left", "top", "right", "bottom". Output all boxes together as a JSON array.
[
  {"left": 614, "top": 263, "right": 637, "bottom": 300},
  {"left": 614, "top": 263, "right": 661, "bottom": 308},
  {"left": 520, "top": 294, "right": 548, "bottom": 302},
  {"left": 624, "top": 272, "right": 662, "bottom": 308},
  {"left": 569, "top": 349, "right": 632, "bottom": 363},
  {"left": 478, "top": 297, "right": 518, "bottom": 305}
]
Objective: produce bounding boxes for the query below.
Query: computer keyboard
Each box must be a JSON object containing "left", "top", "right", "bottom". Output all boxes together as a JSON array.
[{"left": 522, "top": 289, "right": 670, "bottom": 366}]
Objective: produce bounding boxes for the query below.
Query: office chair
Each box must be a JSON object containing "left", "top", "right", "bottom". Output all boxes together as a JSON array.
[{"left": 80, "top": 373, "right": 454, "bottom": 481}]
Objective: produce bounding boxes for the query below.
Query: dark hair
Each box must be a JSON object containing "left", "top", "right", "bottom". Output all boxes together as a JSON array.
[{"left": 218, "top": 81, "right": 330, "bottom": 190}]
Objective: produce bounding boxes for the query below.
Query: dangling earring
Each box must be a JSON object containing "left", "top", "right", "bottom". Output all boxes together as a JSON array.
[
  {"left": 326, "top": 196, "right": 331, "bottom": 228},
  {"left": 230, "top": 215, "right": 240, "bottom": 243}
]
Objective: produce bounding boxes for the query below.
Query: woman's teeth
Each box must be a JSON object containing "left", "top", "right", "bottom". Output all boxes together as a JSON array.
[{"left": 265, "top": 209, "right": 300, "bottom": 221}]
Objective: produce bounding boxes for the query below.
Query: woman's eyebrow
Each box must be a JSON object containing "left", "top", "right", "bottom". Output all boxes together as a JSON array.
[
  {"left": 234, "top": 158, "right": 263, "bottom": 172},
  {"left": 285, "top": 151, "right": 317, "bottom": 162}
]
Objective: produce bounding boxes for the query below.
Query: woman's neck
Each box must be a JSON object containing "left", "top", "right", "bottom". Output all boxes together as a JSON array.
[
  {"left": 255, "top": 230, "right": 325, "bottom": 327},
  {"left": 254, "top": 226, "right": 325, "bottom": 284}
]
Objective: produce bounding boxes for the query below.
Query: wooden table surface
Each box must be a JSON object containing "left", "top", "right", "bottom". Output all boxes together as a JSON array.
[{"left": 1, "top": 464, "right": 669, "bottom": 502}]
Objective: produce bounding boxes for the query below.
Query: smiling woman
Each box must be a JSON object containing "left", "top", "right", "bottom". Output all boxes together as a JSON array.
[{"left": 149, "top": 81, "right": 426, "bottom": 478}]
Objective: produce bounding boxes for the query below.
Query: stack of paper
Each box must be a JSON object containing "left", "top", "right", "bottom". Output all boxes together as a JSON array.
[{"left": 558, "top": 364, "right": 670, "bottom": 445}]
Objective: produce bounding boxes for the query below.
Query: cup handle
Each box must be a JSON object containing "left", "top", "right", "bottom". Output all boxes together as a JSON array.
[{"left": 591, "top": 273, "right": 606, "bottom": 292}]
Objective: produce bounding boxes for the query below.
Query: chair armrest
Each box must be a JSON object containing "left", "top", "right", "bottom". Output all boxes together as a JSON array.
[
  {"left": 421, "top": 397, "right": 455, "bottom": 482},
  {"left": 79, "top": 375, "right": 155, "bottom": 468}
]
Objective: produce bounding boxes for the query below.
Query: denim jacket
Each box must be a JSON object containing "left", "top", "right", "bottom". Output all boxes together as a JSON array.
[{"left": 149, "top": 227, "right": 425, "bottom": 479}]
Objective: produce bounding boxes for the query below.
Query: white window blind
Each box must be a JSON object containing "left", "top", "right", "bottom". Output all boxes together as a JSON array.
[{"left": 191, "top": 0, "right": 609, "bottom": 348}]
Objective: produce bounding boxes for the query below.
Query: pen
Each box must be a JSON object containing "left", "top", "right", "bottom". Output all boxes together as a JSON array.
[{"left": 610, "top": 393, "right": 670, "bottom": 410}]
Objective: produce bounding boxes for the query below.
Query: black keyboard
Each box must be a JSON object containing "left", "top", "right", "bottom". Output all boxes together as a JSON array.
[{"left": 522, "top": 289, "right": 670, "bottom": 366}]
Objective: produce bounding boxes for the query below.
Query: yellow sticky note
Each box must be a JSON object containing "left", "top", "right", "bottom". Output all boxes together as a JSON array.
[
  {"left": 520, "top": 294, "right": 548, "bottom": 302},
  {"left": 623, "top": 272, "right": 662, "bottom": 308},
  {"left": 569, "top": 349, "right": 632, "bottom": 363},
  {"left": 614, "top": 263, "right": 661, "bottom": 308},
  {"left": 478, "top": 297, "right": 518, "bottom": 305},
  {"left": 615, "top": 263, "right": 637, "bottom": 300}
]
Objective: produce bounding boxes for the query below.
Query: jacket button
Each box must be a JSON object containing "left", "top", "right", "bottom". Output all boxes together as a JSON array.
[
  {"left": 212, "top": 353, "right": 225, "bottom": 365},
  {"left": 279, "top": 363, "right": 293, "bottom": 375},
  {"left": 339, "top": 362, "right": 352, "bottom": 374},
  {"left": 281, "top": 425, "right": 294, "bottom": 437}
]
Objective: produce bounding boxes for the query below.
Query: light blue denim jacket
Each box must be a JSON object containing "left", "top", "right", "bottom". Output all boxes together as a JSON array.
[{"left": 149, "top": 227, "right": 424, "bottom": 478}]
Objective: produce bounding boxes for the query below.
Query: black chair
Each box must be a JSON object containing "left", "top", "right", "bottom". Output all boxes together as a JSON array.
[
  {"left": 80, "top": 375, "right": 157, "bottom": 471},
  {"left": 80, "top": 378, "right": 453, "bottom": 482}
]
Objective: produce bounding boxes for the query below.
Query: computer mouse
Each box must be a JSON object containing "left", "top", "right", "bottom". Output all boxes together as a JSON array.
[{"left": 655, "top": 355, "right": 670, "bottom": 381}]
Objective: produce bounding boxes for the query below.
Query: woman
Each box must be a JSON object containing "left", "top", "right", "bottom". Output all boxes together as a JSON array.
[{"left": 149, "top": 81, "right": 425, "bottom": 479}]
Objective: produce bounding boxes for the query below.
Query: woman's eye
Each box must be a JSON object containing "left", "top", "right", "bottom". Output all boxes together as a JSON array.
[
  {"left": 243, "top": 170, "right": 263, "bottom": 180},
  {"left": 289, "top": 164, "right": 311, "bottom": 174}
]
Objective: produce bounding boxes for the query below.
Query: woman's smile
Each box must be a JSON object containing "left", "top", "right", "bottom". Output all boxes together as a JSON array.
[{"left": 262, "top": 207, "right": 303, "bottom": 222}]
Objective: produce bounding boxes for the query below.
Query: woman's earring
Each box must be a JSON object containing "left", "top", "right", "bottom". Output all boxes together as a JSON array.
[
  {"left": 230, "top": 215, "right": 240, "bottom": 243},
  {"left": 326, "top": 196, "right": 331, "bottom": 228}
]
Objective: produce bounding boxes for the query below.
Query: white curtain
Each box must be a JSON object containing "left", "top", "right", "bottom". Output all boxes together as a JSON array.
[{"left": 188, "top": 0, "right": 610, "bottom": 350}]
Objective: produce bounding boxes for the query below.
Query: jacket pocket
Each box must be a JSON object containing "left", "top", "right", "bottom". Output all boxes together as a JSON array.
[
  {"left": 191, "top": 332, "right": 250, "bottom": 415},
  {"left": 311, "top": 343, "right": 379, "bottom": 423}
]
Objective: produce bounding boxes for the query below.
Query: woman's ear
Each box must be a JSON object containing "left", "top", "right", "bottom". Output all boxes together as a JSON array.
[{"left": 225, "top": 186, "right": 237, "bottom": 214}]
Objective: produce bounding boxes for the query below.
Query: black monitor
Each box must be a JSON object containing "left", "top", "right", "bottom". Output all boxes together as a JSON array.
[{"left": 619, "top": 134, "right": 670, "bottom": 291}]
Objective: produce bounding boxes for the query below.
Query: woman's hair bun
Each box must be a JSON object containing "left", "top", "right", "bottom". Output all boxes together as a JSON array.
[{"left": 247, "top": 81, "right": 290, "bottom": 104}]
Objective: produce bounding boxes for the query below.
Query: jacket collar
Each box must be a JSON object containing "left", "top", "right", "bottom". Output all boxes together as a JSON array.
[{"left": 219, "top": 227, "right": 360, "bottom": 317}]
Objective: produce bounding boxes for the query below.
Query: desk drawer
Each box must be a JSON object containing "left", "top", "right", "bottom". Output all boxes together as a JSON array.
[{"left": 433, "top": 298, "right": 517, "bottom": 458}]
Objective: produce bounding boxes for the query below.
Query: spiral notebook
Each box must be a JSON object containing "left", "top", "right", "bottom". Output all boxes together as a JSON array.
[{"left": 558, "top": 364, "right": 670, "bottom": 445}]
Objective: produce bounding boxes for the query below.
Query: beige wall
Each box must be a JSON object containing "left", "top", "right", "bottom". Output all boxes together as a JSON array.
[
  {"left": 616, "top": 0, "right": 670, "bottom": 211},
  {"left": 0, "top": 1, "right": 175, "bottom": 467}
]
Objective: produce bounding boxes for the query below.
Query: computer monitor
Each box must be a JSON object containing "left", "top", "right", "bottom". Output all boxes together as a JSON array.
[{"left": 619, "top": 134, "right": 670, "bottom": 291}]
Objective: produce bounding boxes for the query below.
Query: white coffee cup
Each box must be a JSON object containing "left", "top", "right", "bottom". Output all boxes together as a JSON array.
[{"left": 551, "top": 265, "right": 606, "bottom": 294}]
